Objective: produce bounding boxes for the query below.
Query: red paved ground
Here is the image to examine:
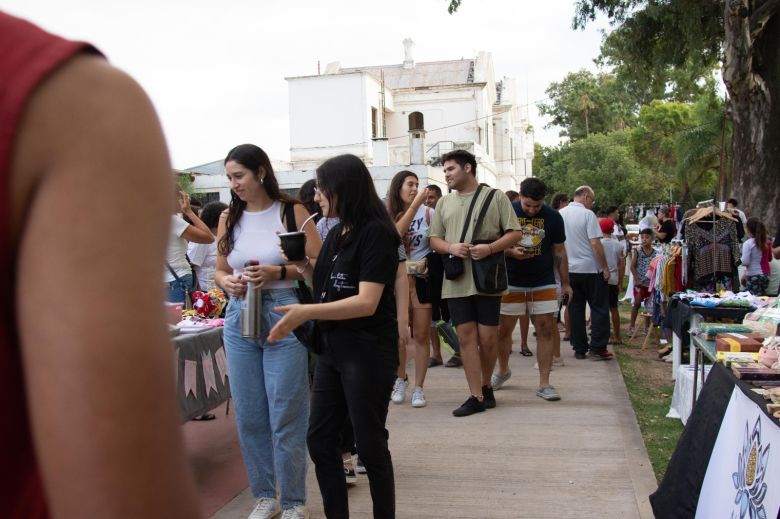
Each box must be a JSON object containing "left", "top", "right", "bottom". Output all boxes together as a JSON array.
[{"left": 181, "top": 402, "right": 247, "bottom": 517}]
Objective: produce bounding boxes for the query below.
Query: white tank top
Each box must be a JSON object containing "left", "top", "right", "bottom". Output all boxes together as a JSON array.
[
  {"left": 226, "top": 200, "right": 294, "bottom": 290},
  {"left": 407, "top": 205, "right": 433, "bottom": 261}
]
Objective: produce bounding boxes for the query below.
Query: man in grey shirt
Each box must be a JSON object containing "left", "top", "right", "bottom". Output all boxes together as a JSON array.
[{"left": 559, "top": 186, "right": 613, "bottom": 360}]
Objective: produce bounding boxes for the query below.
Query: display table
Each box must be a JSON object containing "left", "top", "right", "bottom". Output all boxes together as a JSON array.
[
  {"left": 667, "top": 297, "right": 752, "bottom": 380},
  {"left": 172, "top": 327, "right": 231, "bottom": 422},
  {"left": 651, "top": 363, "right": 780, "bottom": 517}
]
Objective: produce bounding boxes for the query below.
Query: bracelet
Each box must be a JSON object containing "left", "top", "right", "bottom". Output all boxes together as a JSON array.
[
  {"left": 279, "top": 264, "right": 287, "bottom": 280},
  {"left": 295, "top": 257, "right": 310, "bottom": 275}
]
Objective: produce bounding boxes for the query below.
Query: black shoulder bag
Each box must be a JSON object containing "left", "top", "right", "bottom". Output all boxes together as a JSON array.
[
  {"left": 470, "top": 189, "right": 508, "bottom": 294},
  {"left": 442, "top": 184, "right": 483, "bottom": 280},
  {"left": 283, "top": 203, "right": 319, "bottom": 353}
]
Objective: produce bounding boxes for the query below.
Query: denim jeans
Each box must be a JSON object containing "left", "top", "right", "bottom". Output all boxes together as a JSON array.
[
  {"left": 223, "top": 288, "right": 309, "bottom": 509},
  {"left": 166, "top": 273, "right": 194, "bottom": 303},
  {"left": 569, "top": 272, "right": 610, "bottom": 354},
  {"left": 308, "top": 330, "right": 398, "bottom": 519}
]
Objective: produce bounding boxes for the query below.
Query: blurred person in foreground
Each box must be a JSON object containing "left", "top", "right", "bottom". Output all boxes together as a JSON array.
[{"left": 2, "top": 10, "right": 200, "bottom": 518}]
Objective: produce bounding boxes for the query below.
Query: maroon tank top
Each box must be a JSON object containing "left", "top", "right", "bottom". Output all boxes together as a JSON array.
[{"left": 0, "top": 11, "right": 99, "bottom": 518}]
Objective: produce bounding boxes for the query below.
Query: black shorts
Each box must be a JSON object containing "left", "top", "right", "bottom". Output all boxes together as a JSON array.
[
  {"left": 608, "top": 284, "right": 619, "bottom": 309},
  {"left": 446, "top": 295, "right": 502, "bottom": 326}
]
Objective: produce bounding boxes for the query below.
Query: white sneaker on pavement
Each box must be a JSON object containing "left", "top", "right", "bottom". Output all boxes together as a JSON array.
[
  {"left": 411, "top": 386, "right": 427, "bottom": 407},
  {"left": 281, "top": 505, "right": 310, "bottom": 519},
  {"left": 491, "top": 369, "right": 512, "bottom": 390},
  {"left": 391, "top": 377, "right": 407, "bottom": 404},
  {"left": 249, "top": 497, "right": 281, "bottom": 519}
]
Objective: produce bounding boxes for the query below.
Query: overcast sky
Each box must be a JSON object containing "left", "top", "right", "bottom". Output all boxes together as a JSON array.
[{"left": 4, "top": 0, "right": 610, "bottom": 169}]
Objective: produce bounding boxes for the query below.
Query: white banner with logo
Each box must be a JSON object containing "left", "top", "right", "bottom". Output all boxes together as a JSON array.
[{"left": 696, "top": 388, "right": 780, "bottom": 519}]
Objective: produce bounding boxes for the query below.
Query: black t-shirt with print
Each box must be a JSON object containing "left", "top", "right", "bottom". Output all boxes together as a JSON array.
[
  {"left": 506, "top": 202, "right": 565, "bottom": 288},
  {"left": 313, "top": 220, "right": 399, "bottom": 338},
  {"left": 658, "top": 218, "right": 676, "bottom": 243}
]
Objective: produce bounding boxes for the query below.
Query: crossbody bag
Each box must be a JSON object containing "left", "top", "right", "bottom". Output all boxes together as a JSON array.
[
  {"left": 442, "top": 184, "right": 483, "bottom": 280},
  {"left": 470, "top": 189, "right": 508, "bottom": 294}
]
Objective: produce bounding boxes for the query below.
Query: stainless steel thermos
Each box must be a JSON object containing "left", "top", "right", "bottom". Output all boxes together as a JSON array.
[{"left": 241, "top": 260, "right": 262, "bottom": 338}]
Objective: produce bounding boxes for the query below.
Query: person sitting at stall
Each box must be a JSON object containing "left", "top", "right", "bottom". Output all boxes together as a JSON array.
[{"left": 741, "top": 217, "right": 771, "bottom": 295}]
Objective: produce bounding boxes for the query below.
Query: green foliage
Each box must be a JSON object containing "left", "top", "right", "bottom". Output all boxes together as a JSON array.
[
  {"left": 574, "top": 0, "right": 723, "bottom": 102},
  {"left": 176, "top": 173, "right": 195, "bottom": 195},
  {"left": 538, "top": 69, "right": 638, "bottom": 141},
  {"left": 535, "top": 130, "right": 660, "bottom": 207},
  {"left": 447, "top": 0, "right": 462, "bottom": 14}
]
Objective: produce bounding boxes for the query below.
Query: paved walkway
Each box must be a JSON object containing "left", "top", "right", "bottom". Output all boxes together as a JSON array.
[{"left": 191, "top": 329, "right": 657, "bottom": 518}]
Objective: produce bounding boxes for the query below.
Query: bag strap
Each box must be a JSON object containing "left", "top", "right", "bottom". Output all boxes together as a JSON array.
[
  {"left": 166, "top": 262, "right": 182, "bottom": 283},
  {"left": 283, "top": 201, "right": 297, "bottom": 232},
  {"left": 458, "top": 184, "right": 483, "bottom": 244},
  {"left": 469, "top": 189, "right": 498, "bottom": 244}
]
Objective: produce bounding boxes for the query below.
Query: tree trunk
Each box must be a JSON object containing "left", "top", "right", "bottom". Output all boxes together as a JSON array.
[{"left": 723, "top": 0, "right": 780, "bottom": 232}]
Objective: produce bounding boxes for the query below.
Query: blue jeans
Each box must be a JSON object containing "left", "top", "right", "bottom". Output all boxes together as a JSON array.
[
  {"left": 166, "top": 273, "right": 194, "bottom": 303},
  {"left": 223, "top": 288, "right": 309, "bottom": 508}
]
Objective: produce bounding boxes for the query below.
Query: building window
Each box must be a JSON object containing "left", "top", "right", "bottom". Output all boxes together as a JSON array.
[
  {"left": 371, "top": 107, "right": 378, "bottom": 138},
  {"left": 408, "top": 111, "right": 424, "bottom": 131},
  {"left": 192, "top": 192, "right": 220, "bottom": 205}
]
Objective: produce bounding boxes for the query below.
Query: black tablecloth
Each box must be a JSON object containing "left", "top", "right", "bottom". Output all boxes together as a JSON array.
[
  {"left": 666, "top": 297, "right": 753, "bottom": 352},
  {"left": 172, "top": 327, "right": 231, "bottom": 421},
  {"left": 650, "top": 363, "right": 779, "bottom": 517}
]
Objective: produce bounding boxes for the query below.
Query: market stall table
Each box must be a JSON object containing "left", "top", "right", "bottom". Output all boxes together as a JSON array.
[
  {"left": 173, "top": 327, "right": 231, "bottom": 422},
  {"left": 667, "top": 297, "right": 752, "bottom": 380}
]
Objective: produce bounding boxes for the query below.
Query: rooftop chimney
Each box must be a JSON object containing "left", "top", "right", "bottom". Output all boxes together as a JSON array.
[{"left": 402, "top": 38, "right": 415, "bottom": 69}]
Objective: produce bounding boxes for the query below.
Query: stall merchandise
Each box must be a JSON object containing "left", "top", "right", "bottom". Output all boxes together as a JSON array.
[
  {"left": 173, "top": 327, "right": 230, "bottom": 421},
  {"left": 681, "top": 206, "right": 742, "bottom": 292}
]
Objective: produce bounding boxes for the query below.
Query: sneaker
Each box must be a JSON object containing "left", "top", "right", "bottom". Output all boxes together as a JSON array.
[
  {"left": 428, "top": 357, "right": 443, "bottom": 368},
  {"left": 344, "top": 465, "right": 357, "bottom": 486},
  {"left": 390, "top": 377, "right": 407, "bottom": 404},
  {"left": 411, "top": 386, "right": 427, "bottom": 408},
  {"left": 482, "top": 385, "right": 496, "bottom": 409},
  {"left": 281, "top": 505, "right": 310, "bottom": 519},
  {"left": 452, "top": 395, "right": 485, "bottom": 417},
  {"left": 444, "top": 354, "right": 462, "bottom": 368},
  {"left": 587, "top": 350, "right": 614, "bottom": 361},
  {"left": 536, "top": 384, "right": 561, "bottom": 401},
  {"left": 574, "top": 352, "right": 587, "bottom": 360},
  {"left": 355, "top": 457, "right": 366, "bottom": 474},
  {"left": 552, "top": 357, "right": 565, "bottom": 367},
  {"left": 490, "top": 369, "right": 512, "bottom": 390},
  {"left": 249, "top": 497, "right": 281, "bottom": 519}
]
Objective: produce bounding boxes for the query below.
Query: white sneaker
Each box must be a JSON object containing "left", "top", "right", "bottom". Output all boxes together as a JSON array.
[
  {"left": 391, "top": 377, "right": 407, "bottom": 404},
  {"left": 411, "top": 386, "right": 427, "bottom": 407},
  {"left": 249, "top": 497, "right": 281, "bottom": 519},
  {"left": 281, "top": 505, "right": 310, "bottom": 519},
  {"left": 552, "top": 357, "right": 565, "bottom": 367},
  {"left": 491, "top": 369, "right": 512, "bottom": 390}
]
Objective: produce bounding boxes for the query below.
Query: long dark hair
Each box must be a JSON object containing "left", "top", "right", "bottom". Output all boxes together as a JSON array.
[
  {"left": 219, "top": 144, "right": 295, "bottom": 255},
  {"left": 297, "top": 179, "right": 322, "bottom": 223},
  {"left": 746, "top": 217, "right": 768, "bottom": 252},
  {"left": 316, "top": 154, "right": 400, "bottom": 249},
  {"left": 386, "top": 170, "right": 418, "bottom": 222}
]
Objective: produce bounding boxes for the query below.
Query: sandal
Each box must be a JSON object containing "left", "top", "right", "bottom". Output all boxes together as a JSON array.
[
  {"left": 520, "top": 346, "right": 533, "bottom": 357},
  {"left": 193, "top": 413, "right": 216, "bottom": 421}
]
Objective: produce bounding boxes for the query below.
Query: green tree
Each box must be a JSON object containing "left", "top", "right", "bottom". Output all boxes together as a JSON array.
[
  {"left": 535, "top": 131, "right": 658, "bottom": 207},
  {"left": 573, "top": 0, "right": 780, "bottom": 230},
  {"left": 538, "top": 70, "right": 638, "bottom": 141}
]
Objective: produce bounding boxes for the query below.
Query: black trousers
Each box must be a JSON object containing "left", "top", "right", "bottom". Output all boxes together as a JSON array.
[
  {"left": 568, "top": 272, "right": 611, "bottom": 354},
  {"left": 307, "top": 330, "right": 398, "bottom": 519}
]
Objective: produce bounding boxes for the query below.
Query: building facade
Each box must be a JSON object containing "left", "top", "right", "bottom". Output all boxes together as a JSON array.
[{"left": 186, "top": 44, "right": 534, "bottom": 203}]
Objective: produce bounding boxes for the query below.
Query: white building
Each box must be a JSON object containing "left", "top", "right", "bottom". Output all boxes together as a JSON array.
[{"left": 186, "top": 42, "right": 534, "bottom": 202}]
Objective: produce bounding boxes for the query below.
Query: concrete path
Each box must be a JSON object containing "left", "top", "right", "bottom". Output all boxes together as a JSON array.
[{"left": 202, "top": 331, "right": 657, "bottom": 519}]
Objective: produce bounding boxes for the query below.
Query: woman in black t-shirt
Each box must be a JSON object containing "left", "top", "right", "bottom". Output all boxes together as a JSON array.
[{"left": 268, "top": 154, "right": 400, "bottom": 519}]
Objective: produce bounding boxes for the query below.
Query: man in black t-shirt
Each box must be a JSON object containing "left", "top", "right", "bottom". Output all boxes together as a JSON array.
[
  {"left": 489, "top": 178, "right": 573, "bottom": 401},
  {"left": 655, "top": 207, "right": 676, "bottom": 243}
]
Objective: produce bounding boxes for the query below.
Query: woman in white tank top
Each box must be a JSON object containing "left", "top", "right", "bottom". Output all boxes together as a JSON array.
[
  {"left": 214, "top": 144, "right": 321, "bottom": 519},
  {"left": 386, "top": 170, "right": 435, "bottom": 408}
]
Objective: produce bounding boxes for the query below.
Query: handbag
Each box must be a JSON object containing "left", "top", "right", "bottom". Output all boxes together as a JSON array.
[
  {"left": 406, "top": 258, "right": 428, "bottom": 276},
  {"left": 443, "top": 184, "right": 483, "bottom": 280},
  {"left": 283, "top": 203, "right": 320, "bottom": 353},
  {"left": 470, "top": 189, "right": 508, "bottom": 294}
]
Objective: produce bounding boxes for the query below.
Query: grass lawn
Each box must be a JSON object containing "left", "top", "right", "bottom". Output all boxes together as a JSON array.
[{"left": 614, "top": 302, "right": 684, "bottom": 483}]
